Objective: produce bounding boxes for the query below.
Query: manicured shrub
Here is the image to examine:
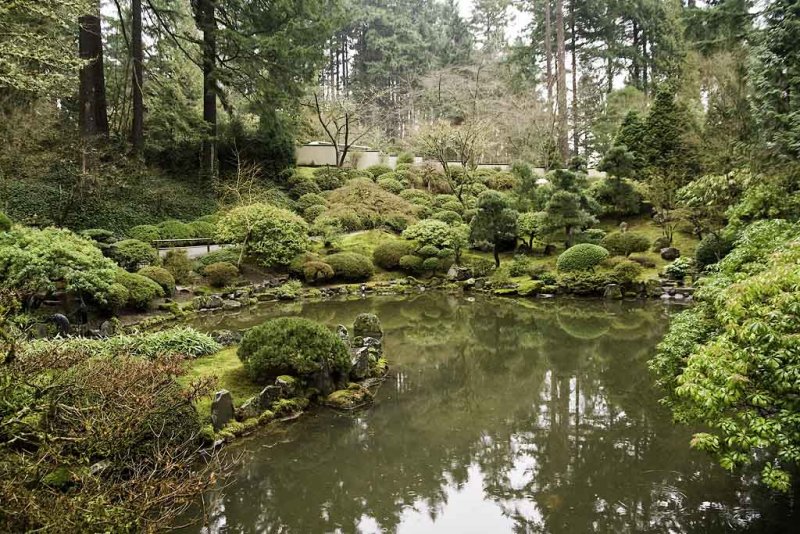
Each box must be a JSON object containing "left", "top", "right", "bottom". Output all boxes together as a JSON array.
[
  {"left": 612, "top": 260, "right": 643, "bottom": 284},
  {"left": 127, "top": 224, "right": 160, "bottom": 242},
  {"left": 112, "top": 239, "right": 160, "bottom": 271},
  {"left": 288, "top": 175, "right": 321, "bottom": 198},
  {"left": 137, "top": 266, "right": 176, "bottom": 295},
  {"left": 163, "top": 249, "right": 194, "bottom": 284},
  {"left": 302, "top": 261, "right": 335, "bottom": 283},
  {"left": 466, "top": 257, "right": 495, "bottom": 277},
  {"left": 303, "top": 204, "right": 327, "bottom": 222},
  {"left": 695, "top": 233, "right": 734, "bottom": 267},
  {"left": 383, "top": 214, "right": 414, "bottom": 232},
  {"left": 373, "top": 240, "right": 415, "bottom": 270},
  {"left": 115, "top": 270, "right": 164, "bottom": 310},
  {"left": 486, "top": 171, "right": 518, "bottom": 191},
  {"left": 366, "top": 164, "right": 393, "bottom": 179},
  {"left": 377, "top": 176, "right": 404, "bottom": 194},
  {"left": 289, "top": 252, "right": 323, "bottom": 278},
  {"left": 556, "top": 244, "right": 610, "bottom": 272},
  {"left": 203, "top": 261, "right": 239, "bottom": 288},
  {"left": 574, "top": 228, "right": 606, "bottom": 245},
  {"left": 557, "top": 271, "right": 613, "bottom": 295},
  {"left": 417, "top": 244, "right": 440, "bottom": 257},
  {"left": 433, "top": 194, "right": 459, "bottom": 208},
  {"left": 325, "top": 252, "right": 374, "bottom": 281},
  {"left": 105, "top": 283, "right": 130, "bottom": 311},
  {"left": 157, "top": 219, "right": 194, "bottom": 240},
  {"left": 664, "top": 257, "right": 695, "bottom": 281},
  {"left": 215, "top": 203, "right": 309, "bottom": 268},
  {"left": 197, "top": 246, "right": 243, "bottom": 268},
  {"left": 628, "top": 253, "right": 656, "bottom": 268},
  {"left": 188, "top": 220, "right": 216, "bottom": 238},
  {"left": 651, "top": 235, "right": 671, "bottom": 251},
  {"left": 432, "top": 210, "right": 463, "bottom": 225},
  {"left": 296, "top": 193, "right": 327, "bottom": 212},
  {"left": 313, "top": 166, "right": 347, "bottom": 190},
  {"left": 397, "top": 151, "right": 415, "bottom": 164},
  {"left": 196, "top": 214, "right": 219, "bottom": 224},
  {"left": 325, "top": 178, "right": 419, "bottom": 230},
  {"left": 0, "top": 211, "right": 12, "bottom": 232},
  {"left": 601, "top": 231, "right": 650, "bottom": 256},
  {"left": 398, "top": 254, "right": 423, "bottom": 273},
  {"left": 508, "top": 256, "right": 534, "bottom": 277},
  {"left": 421, "top": 256, "right": 440, "bottom": 273},
  {"left": 400, "top": 189, "right": 433, "bottom": 206},
  {"left": 237, "top": 317, "right": 351, "bottom": 384}
]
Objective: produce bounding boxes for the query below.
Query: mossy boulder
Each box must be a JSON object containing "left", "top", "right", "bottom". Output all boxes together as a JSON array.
[
  {"left": 325, "top": 384, "right": 374, "bottom": 410},
  {"left": 353, "top": 313, "right": 383, "bottom": 340}
]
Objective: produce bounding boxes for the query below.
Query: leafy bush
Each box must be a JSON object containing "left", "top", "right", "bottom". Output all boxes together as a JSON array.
[
  {"left": 288, "top": 174, "right": 321, "bottom": 198},
  {"left": 466, "top": 257, "right": 495, "bottom": 277},
  {"left": 296, "top": 193, "right": 327, "bottom": 212},
  {"left": 664, "top": 257, "right": 694, "bottom": 281},
  {"left": 0, "top": 226, "right": 118, "bottom": 303},
  {"left": 651, "top": 235, "right": 671, "bottom": 251},
  {"left": 0, "top": 211, "right": 12, "bottom": 232},
  {"left": 187, "top": 220, "right": 215, "bottom": 238},
  {"left": 574, "top": 228, "right": 606, "bottom": 245},
  {"left": 600, "top": 231, "right": 650, "bottom": 256},
  {"left": 312, "top": 166, "right": 347, "bottom": 190},
  {"left": 628, "top": 254, "right": 656, "bottom": 268},
  {"left": 137, "top": 266, "right": 176, "bottom": 295},
  {"left": 237, "top": 317, "right": 350, "bottom": 384},
  {"left": 399, "top": 189, "right": 433, "bottom": 206},
  {"left": 398, "top": 254, "right": 423, "bottom": 273},
  {"left": 695, "top": 233, "right": 734, "bottom": 267},
  {"left": 215, "top": 203, "right": 309, "bottom": 268},
  {"left": 127, "top": 224, "right": 160, "bottom": 242},
  {"left": 612, "top": 260, "right": 643, "bottom": 283},
  {"left": 508, "top": 256, "right": 534, "bottom": 277},
  {"left": 373, "top": 240, "right": 415, "bottom": 270},
  {"left": 556, "top": 244, "right": 609, "bottom": 272},
  {"left": 417, "top": 244, "right": 440, "bottom": 257},
  {"left": 112, "top": 239, "right": 160, "bottom": 271},
  {"left": 325, "top": 179, "right": 419, "bottom": 231},
  {"left": 402, "top": 219, "right": 469, "bottom": 255},
  {"left": 163, "top": 249, "right": 194, "bottom": 284},
  {"left": 486, "top": 171, "right": 518, "bottom": 191},
  {"left": 397, "top": 152, "right": 415, "bottom": 164},
  {"left": 157, "top": 219, "right": 194, "bottom": 240},
  {"left": 421, "top": 257, "right": 440, "bottom": 273},
  {"left": 289, "top": 252, "right": 324, "bottom": 277},
  {"left": 325, "top": 252, "right": 374, "bottom": 281},
  {"left": 366, "top": 164, "right": 393, "bottom": 179},
  {"left": 302, "top": 204, "right": 327, "bottom": 222},
  {"left": 557, "top": 271, "right": 612, "bottom": 295},
  {"left": 302, "top": 261, "right": 334, "bottom": 283},
  {"left": 197, "top": 246, "right": 243, "bottom": 268},
  {"left": 432, "top": 210, "right": 463, "bottom": 225},
  {"left": 377, "top": 176, "right": 404, "bottom": 194},
  {"left": 115, "top": 270, "right": 164, "bottom": 310},
  {"left": 203, "top": 262, "right": 239, "bottom": 287}
]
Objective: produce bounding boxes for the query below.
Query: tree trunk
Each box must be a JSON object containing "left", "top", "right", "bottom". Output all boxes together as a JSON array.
[
  {"left": 131, "top": 0, "right": 144, "bottom": 152},
  {"left": 631, "top": 21, "right": 640, "bottom": 89},
  {"left": 570, "top": 0, "right": 578, "bottom": 156},
  {"left": 197, "top": 0, "right": 217, "bottom": 181},
  {"left": 555, "top": 0, "right": 569, "bottom": 162},
  {"left": 642, "top": 34, "right": 648, "bottom": 95},
  {"left": 493, "top": 242, "right": 500, "bottom": 268},
  {"left": 79, "top": 2, "right": 109, "bottom": 138},
  {"left": 544, "top": 0, "right": 553, "bottom": 110}
]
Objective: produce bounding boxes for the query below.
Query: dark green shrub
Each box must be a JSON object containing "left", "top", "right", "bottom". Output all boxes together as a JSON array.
[
  {"left": 196, "top": 214, "right": 219, "bottom": 224},
  {"left": 127, "top": 224, "right": 160, "bottom": 242},
  {"left": 397, "top": 151, "right": 415, "bottom": 164},
  {"left": 612, "top": 260, "right": 643, "bottom": 284},
  {"left": 383, "top": 214, "right": 413, "bottom": 232},
  {"left": 188, "top": 220, "right": 215, "bottom": 238},
  {"left": 628, "top": 254, "right": 656, "bottom": 268},
  {"left": 116, "top": 270, "right": 164, "bottom": 310},
  {"left": 163, "top": 249, "right": 193, "bottom": 284},
  {"left": 556, "top": 244, "right": 610, "bottom": 272},
  {"left": 325, "top": 252, "right": 374, "bottom": 281},
  {"left": 377, "top": 176, "right": 404, "bottom": 194},
  {"left": 288, "top": 175, "right": 321, "bottom": 198},
  {"left": 557, "top": 271, "right": 612, "bottom": 295},
  {"left": 237, "top": 317, "right": 350, "bottom": 384},
  {"left": 366, "top": 164, "right": 393, "bottom": 179},
  {"left": 508, "top": 256, "right": 534, "bottom": 277},
  {"left": 440, "top": 200, "right": 464, "bottom": 214},
  {"left": 157, "top": 219, "right": 194, "bottom": 240},
  {"left": 302, "top": 261, "right": 334, "bottom": 283},
  {"left": 486, "top": 171, "right": 518, "bottom": 191},
  {"left": 296, "top": 193, "right": 327, "bottom": 212},
  {"left": 289, "top": 252, "right": 323, "bottom": 278},
  {"left": 695, "top": 233, "right": 734, "bottom": 267},
  {"left": 105, "top": 283, "right": 130, "bottom": 311},
  {"left": 204, "top": 262, "right": 239, "bottom": 287},
  {"left": 575, "top": 228, "right": 606, "bottom": 245},
  {"left": 466, "top": 257, "right": 495, "bottom": 277},
  {"left": 79, "top": 228, "right": 116, "bottom": 254},
  {"left": 313, "top": 166, "right": 347, "bottom": 190},
  {"left": 373, "top": 240, "right": 415, "bottom": 269},
  {"left": 651, "top": 235, "right": 671, "bottom": 251},
  {"left": 399, "top": 254, "right": 423, "bottom": 273},
  {"left": 601, "top": 231, "right": 651, "bottom": 256},
  {"left": 303, "top": 204, "right": 327, "bottom": 222},
  {"left": 432, "top": 210, "right": 463, "bottom": 224},
  {"left": 197, "top": 247, "right": 243, "bottom": 268},
  {"left": 137, "top": 266, "right": 176, "bottom": 295},
  {"left": 417, "top": 244, "right": 440, "bottom": 257},
  {"left": 422, "top": 257, "right": 440, "bottom": 273},
  {"left": 112, "top": 239, "right": 159, "bottom": 271},
  {"left": 0, "top": 211, "right": 12, "bottom": 232}
]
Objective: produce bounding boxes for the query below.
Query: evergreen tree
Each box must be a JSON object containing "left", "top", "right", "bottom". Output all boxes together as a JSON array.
[{"left": 470, "top": 191, "right": 519, "bottom": 267}]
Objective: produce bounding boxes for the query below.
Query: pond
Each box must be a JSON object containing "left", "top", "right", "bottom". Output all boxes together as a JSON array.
[{"left": 182, "top": 294, "right": 794, "bottom": 533}]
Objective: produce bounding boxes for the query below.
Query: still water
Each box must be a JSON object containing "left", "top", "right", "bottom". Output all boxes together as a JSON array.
[{"left": 184, "top": 294, "right": 794, "bottom": 533}]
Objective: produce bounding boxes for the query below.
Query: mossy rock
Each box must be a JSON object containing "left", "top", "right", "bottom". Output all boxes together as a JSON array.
[
  {"left": 353, "top": 313, "right": 383, "bottom": 339},
  {"left": 272, "top": 397, "right": 309, "bottom": 416},
  {"left": 517, "top": 279, "right": 544, "bottom": 296},
  {"left": 325, "top": 386, "right": 373, "bottom": 410},
  {"left": 41, "top": 467, "right": 76, "bottom": 491}
]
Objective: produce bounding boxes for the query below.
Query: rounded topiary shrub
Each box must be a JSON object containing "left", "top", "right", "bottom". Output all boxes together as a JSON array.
[
  {"left": 313, "top": 167, "right": 346, "bottom": 190},
  {"left": 0, "top": 211, "right": 12, "bottom": 232},
  {"left": 417, "top": 244, "right": 440, "bottom": 258},
  {"left": 399, "top": 254, "right": 423, "bottom": 273},
  {"left": 104, "top": 282, "right": 130, "bottom": 311},
  {"left": 289, "top": 176, "right": 321, "bottom": 198},
  {"left": 373, "top": 240, "right": 415, "bottom": 270},
  {"left": 163, "top": 249, "right": 194, "bottom": 284},
  {"left": 127, "top": 224, "right": 160, "bottom": 243},
  {"left": 556, "top": 244, "right": 610, "bottom": 272},
  {"left": 302, "top": 261, "right": 334, "bottom": 283},
  {"left": 695, "top": 233, "right": 734, "bottom": 267},
  {"left": 366, "top": 164, "right": 393, "bottom": 179},
  {"left": 204, "top": 261, "right": 239, "bottom": 288},
  {"left": 296, "top": 193, "right": 327, "bottom": 213},
  {"left": 432, "top": 210, "right": 463, "bottom": 225},
  {"left": 188, "top": 220, "right": 216, "bottom": 238},
  {"left": 601, "top": 231, "right": 651, "bottom": 257},
  {"left": 303, "top": 204, "right": 327, "bottom": 222},
  {"left": 422, "top": 256, "right": 440, "bottom": 272},
  {"left": 137, "top": 266, "right": 176, "bottom": 295},
  {"left": 157, "top": 219, "right": 194, "bottom": 240},
  {"left": 612, "top": 260, "right": 643, "bottom": 284},
  {"left": 289, "top": 252, "right": 323, "bottom": 278},
  {"left": 377, "top": 176, "right": 404, "bottom": 194},
  {"left": 115, "top": 270, "right": 164, "bottom": 310},
  {"left": 112, "top": 239, "right": 160, "bottom": 271},
  {"left": 325, "top": 252, "right": 374, "bottom": 281},
  {"left": 238, "top": 317, "right": 351, "bottom": 384}
]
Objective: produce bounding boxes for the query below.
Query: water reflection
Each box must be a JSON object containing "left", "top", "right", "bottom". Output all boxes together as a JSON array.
[{"left": 185, "top": 295, "right": 794, "bottom": 533}]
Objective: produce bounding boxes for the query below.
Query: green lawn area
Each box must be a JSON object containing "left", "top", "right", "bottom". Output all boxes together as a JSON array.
[{"left": 179, "top": 347, "right": 260, "bottom": 423}]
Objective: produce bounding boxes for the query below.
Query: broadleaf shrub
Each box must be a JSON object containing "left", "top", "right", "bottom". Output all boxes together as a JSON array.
[
  {"left": 163, "top": 249, "right": 193, "bottom": 284},
  {"left": 237, "top": 317, "right": 350, "bottom": 384},
  {"left": 611, "top": 260, "right": 643, "bottom": 284},
  {"left": 556, "top": 244, "right": 609, "bottom": 272},
  {"left": 112, "top": 239, "right": 160, "bottom": 271}
]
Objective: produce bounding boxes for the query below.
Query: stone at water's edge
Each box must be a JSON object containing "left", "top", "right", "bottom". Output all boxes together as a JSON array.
[
  {"left": 353, "top": 313, "right": 383, "bottom": 340},
  {"left": 211, "top": 390, "right": 235, "bottom": 431},
  {"left": 603, "top": 284, "right": 623, "bottom": 300},
  {"left": 337, "top": 324, "right": 350, "bottom": 346}
]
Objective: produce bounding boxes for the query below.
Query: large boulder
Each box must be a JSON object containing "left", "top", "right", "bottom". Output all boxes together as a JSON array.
[
  {"left": 660, "top": 247, "right": 681, "bottom": 261},
  {"left": 350, "top": 337, "right": 383, "bottom": 380},
  {"left": 603, "top": 284, "right": 623, "bottom": 300},
  {"left": 446, "top": 264, "right": 471, "bottom": 282},
  {"left": 353, "top": 313, "right": 383, "bottom": 340},
  {"left": 211, "top": 329, "right": 243, "bottom": 346},
  {"left": 211, "top": 390, "right": 234, "bottom": 431}
]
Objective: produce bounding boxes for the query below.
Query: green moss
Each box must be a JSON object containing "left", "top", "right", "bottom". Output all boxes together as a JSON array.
[
  {"left": 42, "top": 467, "right": 74, "bottom": 490},
  {"left": 257, "top": 410, "right": 275, "bottom": 424},
  {"left": 326, "top": 386, "right": 373, "bottom": 409},
  {"left": 272, "top": 397, "right": 309, "bottom": 416}
]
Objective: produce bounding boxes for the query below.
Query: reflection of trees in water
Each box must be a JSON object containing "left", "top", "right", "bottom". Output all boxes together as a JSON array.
[{"left": 194, "top": 296, "right": 786, "bottom": 533}]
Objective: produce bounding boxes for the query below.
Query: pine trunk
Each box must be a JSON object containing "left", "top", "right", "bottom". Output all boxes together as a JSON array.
[
  {"left": 131, "top": 0, "right": 144, "bottom": 152},
  {"left": 555, "top": 0, "right": 569, "bottom": 161},
  {"left": 198, "top": 0, "right": 217, "bottom": 181},
  {"left": 544, "top": 0, "right": 553, "bottom": 110},
  {"left": 78, "top": 2, "right": 109, "bottom": 138},
  {"left": 570, "top": 0, "right": 578, "bottom": 156}
]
